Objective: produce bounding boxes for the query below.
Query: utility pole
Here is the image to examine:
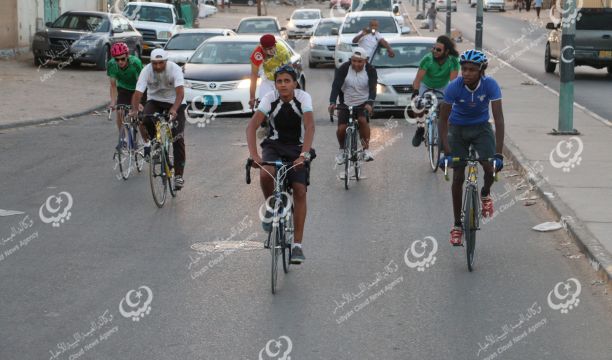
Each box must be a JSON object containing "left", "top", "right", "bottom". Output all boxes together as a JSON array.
[
  {"left": 446, "top": 0, "right": 451, "bottom": 36},
  {"left": 553, "top": 0, "right": 579, "bottom": 135},
  {"left": 475, "top": 0, "right": 483, "bottom": 49},
  {"left": 257, "top": 0, "right": 261, "bottom": 16}
]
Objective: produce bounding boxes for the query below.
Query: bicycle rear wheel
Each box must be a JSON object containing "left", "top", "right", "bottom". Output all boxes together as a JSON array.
[
  {"left": 282, "top": 206, "right": 294, "bottom": 274},
  {"left": 149, "top": 143, "right": 167, "bottom": 208},
  {"left": 464, "top": 187, "right": 477, "bottom": 271},
  {"left": 164, "top": 138, "right": 176, "bottom": 198},
  {"left": 353, "top": 129, "right": 361, "bottom": 181},
  {"left": 428, "top": 119, "right": 441, "bottom": 172},
  {"left": 133, "top": 127, "right": 145, "bottom": 173},
  {"left": 271, "top": 225, "right": 280, "bottom": 294},
  {"left": 344, "top": 128, "right": 352, "bottom": 190}
]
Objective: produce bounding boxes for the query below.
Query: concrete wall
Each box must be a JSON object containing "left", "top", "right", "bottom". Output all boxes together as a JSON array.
[
  {"left": 17, "top": 0, "right": 43, "bottom": 49},
  {"left": 0, "top": 0, "right": 18, "bottom": 50}
]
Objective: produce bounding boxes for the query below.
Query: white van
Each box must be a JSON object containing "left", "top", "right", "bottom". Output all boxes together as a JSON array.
[{"left": 484, "top": 0, "right": 505, "bottom": 11}]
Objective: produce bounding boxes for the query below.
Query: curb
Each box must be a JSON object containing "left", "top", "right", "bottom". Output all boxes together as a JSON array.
[
  {"left": 0, "top": 102, "right": 110, "bottom": 131},
  {"left": 503, "top": 139, "right": 612, "bottom": 283}
]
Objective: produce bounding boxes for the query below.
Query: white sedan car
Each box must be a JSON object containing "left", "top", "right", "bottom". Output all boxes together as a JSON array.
[
  {"left": 286, "top": 9, "right": 322, "bottom": 39},
  {"left": 163, "top": 28, "right": 235, "bottom": 66},
  {"left": 370, "top": 37, "right": 435, "bottom": 114}
]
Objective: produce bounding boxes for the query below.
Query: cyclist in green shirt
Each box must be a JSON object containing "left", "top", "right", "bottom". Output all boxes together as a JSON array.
[
  {"left": 411, "top": 35, "right": 459, "bottom": 147},
  {"left": 107, "top": 42, "right": 143, "bottom": 149}
]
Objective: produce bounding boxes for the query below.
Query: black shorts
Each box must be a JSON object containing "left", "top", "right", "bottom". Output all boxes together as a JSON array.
[
  {"left": 116, "top": 87, "right": 134, "bottom": 106},
  {"left": 448, "top": 122, "right": 496, "bottom": 168},
  {"left": 337, "top": 103, "right": 369, "bottom": 125},
  {"left": 260, "top": 139, "right": 308, "bottom": 186}
]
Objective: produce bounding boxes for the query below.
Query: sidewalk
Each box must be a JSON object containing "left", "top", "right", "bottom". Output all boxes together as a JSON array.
[
  {"left": 0, "top": 54, "right": 108, "bottom": 129},
  {"left": 407, "top": 11, "right": 612, "bottom": 282}
]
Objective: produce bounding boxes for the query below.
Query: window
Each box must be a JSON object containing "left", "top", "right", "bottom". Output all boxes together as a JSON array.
[
  {"left": 52, "top": 14, "right": 109, "bottom": 32},
  {"left": 341, "top": 17, "right": 397, "bottom": 34}
]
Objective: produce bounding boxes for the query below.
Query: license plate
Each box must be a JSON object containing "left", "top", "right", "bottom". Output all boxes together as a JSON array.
[
  {"left": 203, "top": 95, "right": 221, "bottom": 106},
  {"left": 599, "top": 50, "right": 612, "bottom": 58},
  {"left": 397, "top": 97, "right": 410, "bottom": 107}
]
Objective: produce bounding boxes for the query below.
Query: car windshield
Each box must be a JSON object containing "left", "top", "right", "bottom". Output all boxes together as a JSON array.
[
  {"left": 371, "top": 43, "right": 432, "bottom": 68},
  {"left": 341, "top": 17, "right": 397, "bottom": 34},
  {"left": 166, "top": 33, "right": 218, "bottom": 50},
  {"left": 190, "top": 42, "right": 256, "bottom": 64},
  {"left": 351, "top": 0, "right": 393, "bottom": 11},
  {"left": 51, "top": 14, "right": 108, "bottom": 32},
  {"left": 292, "top": 11, "right": 320, "bottom": 20},
  {"left": 576, "top": 9, "right": 612, "bottom": 30},
  {"left": 124, "top": 5, "right": 173, "bottom": 24},
  {"left": 314, "top": 22, "right": 341, "bottom": 36},
  {"left": 237, "top": 20, "right": 279, "bottom": 33}
]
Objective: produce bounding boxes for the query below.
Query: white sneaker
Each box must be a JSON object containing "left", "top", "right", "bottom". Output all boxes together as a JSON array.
[
  {"left": 335, "top": 152, "right": 345, "bottom": 165},
  {"left": 363, "top": 149, "right": 374, "bottom": 162}
]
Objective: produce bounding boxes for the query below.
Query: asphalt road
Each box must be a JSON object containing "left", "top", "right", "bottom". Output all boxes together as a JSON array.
[
  {"left": 1, "top": 44, "right": 612, "bottom": 359},
  {"left": 430, "top": 2, "right": 612, "bottom": 123}
]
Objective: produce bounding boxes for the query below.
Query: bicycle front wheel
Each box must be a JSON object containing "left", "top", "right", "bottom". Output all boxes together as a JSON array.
[
  {"left": 428, "top": 120, "right": 441, "bottom": 172},
  {"left": 464, "top": 187, "right": 477, "bottom": 271},
  {"left": 344, "top": 128, "right": 352, "bottom": 190},
  {"left": 353, "top": 129, "right": 361, "bottom": 181},
  {"left": 115, "top": 127, "right": 132, "bottom": 180},
  {"left": 164, "top": 138, "right": 176, "bottom": 198},
  {"left": 270, "top": 225, "right": 280, "bottom": 294},
  {"left": 133, "top": 127, "right": 145, "bottom": 173},
  {"left": 149, "top": 144, "right": 167, "bottom": 208},
  {"left": 282, "top": 206, "right": 294, "bottom": 274}
]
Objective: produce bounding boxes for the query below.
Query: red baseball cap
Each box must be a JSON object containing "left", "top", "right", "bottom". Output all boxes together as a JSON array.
[{"left": 260, "top": 34, "right": 276, "bottom": 48}]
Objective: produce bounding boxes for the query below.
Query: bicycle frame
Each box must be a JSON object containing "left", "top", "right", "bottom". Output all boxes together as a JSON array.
[{"left": 153, "top": 116, "right": 175, "bottom": 179}]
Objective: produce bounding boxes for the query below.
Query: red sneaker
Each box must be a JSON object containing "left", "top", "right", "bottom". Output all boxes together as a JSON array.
[
  {"left": 481, "top": 195, "right": 494, "bottom": 218},
  {"left": 450, "top": 226, "right": 463, "bottom": 246}
]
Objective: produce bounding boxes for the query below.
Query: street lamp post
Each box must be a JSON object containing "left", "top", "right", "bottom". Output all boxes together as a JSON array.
[
  {"left": 553, "top": 0, "right": 579, "bottom": 135},
  {"left": 446, "top": 0, "right": 451, "bottom": 36},
  {"left": 475, "top": 0, "right": 483, "bottom": 49}
]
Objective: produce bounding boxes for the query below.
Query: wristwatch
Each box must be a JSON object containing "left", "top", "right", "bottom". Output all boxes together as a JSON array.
[{"left": 300, "top": 151, "right": 311, "bottom": 161}]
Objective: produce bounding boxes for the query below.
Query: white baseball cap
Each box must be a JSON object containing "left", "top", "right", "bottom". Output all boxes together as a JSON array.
[
  {"left": 352, "top": 47, "right": 368, "bottom": 60},
  {"left": 150, "top": 48, "right": 169, "bottom": 61}
]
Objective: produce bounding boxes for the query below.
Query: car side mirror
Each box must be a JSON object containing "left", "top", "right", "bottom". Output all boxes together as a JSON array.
[
  {"left": 545, "top": 22, "right": 557, "bottom": 30},
  {"left": 177, "top": 18, "right": 186, "bottom": 25},
  {"left": 286, "top": 17, "right": 290, "bottom": 20},
  {"left": 331, "top": 28, "right": 339, "bottom": 36},
  {"left": 401, "top": 26, "right": 411, "bottom": 34},
  {"left": 46, "top": 21, "right": 53, "bottom": 27},
  {"left": 113, "top": 27, "right": 124, "bottom": 34},
  {"left": 281, "top": 27, "right": 287, "bottom": 31}
]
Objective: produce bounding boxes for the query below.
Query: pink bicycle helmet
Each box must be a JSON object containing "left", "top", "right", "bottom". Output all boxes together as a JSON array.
[{"left": 110, "top": 42, "right": 129, "bottom": 57}]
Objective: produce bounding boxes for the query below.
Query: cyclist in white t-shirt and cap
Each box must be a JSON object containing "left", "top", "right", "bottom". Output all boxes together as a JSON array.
[
  {"left": 329, "top": 47, "right": 378, "bottom": 164},
  {"left": 130, "top": 48, "right": 188, "bottom": 190},
  {"left": 352, "top": 19, "right": 395, "bottom": 61}
]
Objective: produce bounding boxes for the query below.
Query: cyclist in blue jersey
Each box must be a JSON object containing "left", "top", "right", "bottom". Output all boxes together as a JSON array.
[{"left": 438, "top": 49, "right": 505, "bottom": 246}]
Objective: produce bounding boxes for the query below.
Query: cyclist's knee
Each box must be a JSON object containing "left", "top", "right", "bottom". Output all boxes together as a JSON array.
[{"left": 292, "top": 184, "right": 307, "bottom": 199}]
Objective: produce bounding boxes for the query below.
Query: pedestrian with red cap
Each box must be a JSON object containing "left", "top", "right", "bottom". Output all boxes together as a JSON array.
[{"left": 248, "top": 34, "right": 293, "bottom": 110}]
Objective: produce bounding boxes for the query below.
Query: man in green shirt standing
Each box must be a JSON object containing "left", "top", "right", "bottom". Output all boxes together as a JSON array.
[
  {"left": 411, "top": 35, "right": 459, "bottom": 147},
  {"left": 107, "top": 42, "right": 143, "bottom": 149}
]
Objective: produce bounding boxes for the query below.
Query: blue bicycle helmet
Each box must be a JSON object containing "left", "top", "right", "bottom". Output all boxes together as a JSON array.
[
  {"left": 460, "top": 49, "right": 488, "bottom": 69},
  {"left": 274, "top": 64, "right": 298, "bottom": 81}
]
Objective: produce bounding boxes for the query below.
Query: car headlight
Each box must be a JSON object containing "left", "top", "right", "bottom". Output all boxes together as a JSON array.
[
  {"left": 34, "top": 34, "right": 47, "bottom": 42},
  {"left": 237, "top": 79, "right": 251, "bottom": 89},
  {"left": 158, "top": 31, "right": 172, "bottom": 40},
  {"left": 337, "top": 42, "right": 353, "bottom": 52},
  {"left": 74, "top": 39, "right": 99, "bottom": 47},
  {"left": 310, "top": 43, "right": 326, "bottom": 50},
  {"left": 376, "top": 84, "right": 387, "bottom": 94}
]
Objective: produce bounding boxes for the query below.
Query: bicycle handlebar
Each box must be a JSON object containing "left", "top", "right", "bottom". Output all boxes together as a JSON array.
[
  {"left": 245, "top": 158, "right": 311, "bottom": 185},
  {"left": 443, "top": 157, "right": 499, "bottom": 182}
]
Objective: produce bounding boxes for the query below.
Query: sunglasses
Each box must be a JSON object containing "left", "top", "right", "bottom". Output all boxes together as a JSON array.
[
  {"left": 432, "top": 47, "right": 444, "bottom": 52},
  {"left": 115, "top": 56, "right": 128, "bottom": 62}
]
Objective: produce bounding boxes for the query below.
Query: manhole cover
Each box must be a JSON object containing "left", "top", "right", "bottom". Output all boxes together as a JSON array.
[{"left": 191, "top": 240, "right": 263, "bottom": 253}]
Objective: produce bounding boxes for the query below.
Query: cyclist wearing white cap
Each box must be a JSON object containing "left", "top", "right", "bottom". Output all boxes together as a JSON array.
[
  {"left": 130, "top": 48, "right": 188, "bottom": 190},
  {"left": 329, "top": 47, "right": 378, "bottom": 164}
]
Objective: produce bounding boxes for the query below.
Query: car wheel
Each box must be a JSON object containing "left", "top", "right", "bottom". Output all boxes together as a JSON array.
[
  {"left": 96, "top": 45, "right": 110, "bottom": 70},
  {"left": 545, "top": 43, "right": 556, "bottom": 73},
  {"left": 308, "top": 60, "right": 316, "bottom": 69},
  {"left": 484, "top": 7, "right": 488, "bottom": 11}
]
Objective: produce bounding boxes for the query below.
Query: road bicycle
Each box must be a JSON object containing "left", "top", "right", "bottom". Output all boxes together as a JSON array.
[
  {"left": 444, "top": 146, "right": 498, "bottom": 272},
  {"left": 246, "top": 157, "right": 310, "bottom": 294},
  {"left": 414, "top": 89, "right": 444, "bottom": 172},
  {"left": 143, "top": 112, "right": 178, "bottom": 208},
  {"left": 112, "top": 105, "right": 145, "bottom": 180},
  {"left": 332, "top": 105, "right": 367, "bottom": 190}
]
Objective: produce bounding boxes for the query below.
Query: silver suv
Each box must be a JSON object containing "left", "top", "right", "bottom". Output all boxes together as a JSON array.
[{"left": 545, "top": 8, "right": 612, "bottom": 75}]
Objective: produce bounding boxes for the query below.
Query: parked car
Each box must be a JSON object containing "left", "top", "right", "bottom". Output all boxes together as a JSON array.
[
  {"left": 183, "top": 35, "right": 306, "bottom": 116},
  {"left": 164, "top": 28, "right": 235, "bottom": 66},
  {"left": 286, "top": 9, "right": 322, "bottom": 39},
  {"left": 235, "top": 16, "right": 288, "bottom": 41},
  {"left": 370, "top": 37, "right": 435, "bottom": 114},
  {"left": 334, "top": 11, "right": 410, "bottom": 68},
  {"left": 330, "top": 0, "right": 352, "bottom": 9},
  {"left": 545, "top": 8, "right": 612, "bottom": 75},
  {"left": 32, "top": 11, "right": 143, "bottom": 70},
  {"left": 309, "top": 18, "right": 343, "bottom": 68},
  {"left": 350, "top": 0, "right": 405, "bottom": 26},
  {"left": 436, "top": 0, "right": 458, "bottom": 11},
  {"left": 122, "top": 2, "right": 186, "bottom": 58},
  {"left": 483, "top": 0, "right": 505, "bottom": 11}
]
